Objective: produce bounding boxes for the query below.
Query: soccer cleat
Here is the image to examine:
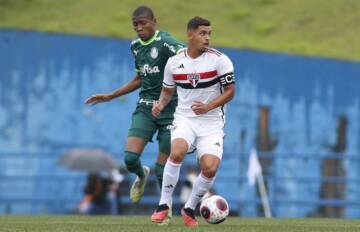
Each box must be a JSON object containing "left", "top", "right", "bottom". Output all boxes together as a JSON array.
[
  {"left": 130, "top": 166, "right": 150, "bottom": 203},
  {"left": 181, "top": 207, "right": 198, "bottom": 228},
  {"left": 151, "top": 204, "right": 169, "bottom": 223},
  {"left": 158, "top": 202, "right": 172, "bottom": 226}
]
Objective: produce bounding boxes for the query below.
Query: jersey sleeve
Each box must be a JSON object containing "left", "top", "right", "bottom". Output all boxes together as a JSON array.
[
  {"left": 217, "top": 54, "right": 235, "bottom": 86},
  {"left": 163, "top": 58, "right": 176, "bottom": 88},
  {"left": 130, "top": 42, "right": 140, "bottom": 74},
  {"left": 134, "top": 61, "right": 140, "bottom": 75},
  {"left": 163, "top": 36, "right": 186, "bottom": 57}
]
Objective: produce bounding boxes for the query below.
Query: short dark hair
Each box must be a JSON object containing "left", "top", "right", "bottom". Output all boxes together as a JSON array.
[
  {"left": 187, "top": 16, "right": 211, "bottom": 31},
  {"left": 132, "top": 5, "right": 154, "bottom": 19}
]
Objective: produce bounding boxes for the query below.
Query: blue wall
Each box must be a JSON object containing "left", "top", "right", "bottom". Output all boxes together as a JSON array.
[
  {"left": 1, "top": 30, "right": 360, "bottom": 217},
  {"left": 221, "top": 48, "right": 360, "bottom": 217}
]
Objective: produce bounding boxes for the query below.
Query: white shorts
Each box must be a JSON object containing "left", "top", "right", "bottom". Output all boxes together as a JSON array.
[{"left": 170, "top": 113, "right": 224, "bottom": 160}]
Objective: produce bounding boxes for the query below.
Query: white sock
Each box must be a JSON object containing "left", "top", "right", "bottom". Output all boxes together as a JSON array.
[
  {"left": 159, "top": 160, "right": 182, "bottom": 207},
  {"left": 184, "top": 173, "right": 214, "bottom": 210}
]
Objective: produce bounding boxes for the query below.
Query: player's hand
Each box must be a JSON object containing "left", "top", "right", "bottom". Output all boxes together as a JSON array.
[
  {"left": 84, "top": 94, "right": 113, "bottom": 106},
  {"left": 152, "top": 100, "right": 164, "bottom": 117},
  {"left": 191, "top": 101, "right": 210, "bottom": 115}
]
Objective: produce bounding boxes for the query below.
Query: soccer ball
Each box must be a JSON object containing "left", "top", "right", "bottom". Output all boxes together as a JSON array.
[{"left": 200, "top": 195, "right": 229, "bottom": 224}]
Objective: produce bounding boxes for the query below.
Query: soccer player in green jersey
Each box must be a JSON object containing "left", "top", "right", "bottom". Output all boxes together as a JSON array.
[{"left": 85, "top": 6, "right": 184, "bottom": 220}]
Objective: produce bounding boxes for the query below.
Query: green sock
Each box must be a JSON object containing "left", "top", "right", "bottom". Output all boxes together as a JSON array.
[
  {"left": 155, "top": 163, "right": 165, "bottom": 189},
  {"left": 124, "top": 151, "right": 144, "bottom": 178}
]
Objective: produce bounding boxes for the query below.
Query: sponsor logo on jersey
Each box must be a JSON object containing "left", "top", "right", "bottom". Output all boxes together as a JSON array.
[
  {"left": 177, "top": 64, "right": 184, "bottom": 69},
  {"left": 140, "top": 64, "right": 160, "bottom": 76},
  {"left": 166, "top": 124, "right": 177, "bottom": 131},
  {"left": 150, "top": 47, "right": 158, "bottom": 59},
  {"left": 187, "top": 73, "right": 200, "bottom": 87},
  {"left": 163, "top": 42, "right": 176, "bottom": 53}
]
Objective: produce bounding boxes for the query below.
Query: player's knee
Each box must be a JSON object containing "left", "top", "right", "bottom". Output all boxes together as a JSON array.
[
  {"left": 158, "top": 139, "right": 171, "bottom": 156},
  {"left": 169, "top": 150, "right": 185, "bottom": 163},
  {"left": 124, "top": 151, "right": 140, "bottom": 170},
  {"left": 202, "top": 166, "right": 218, "bottom": 178}
]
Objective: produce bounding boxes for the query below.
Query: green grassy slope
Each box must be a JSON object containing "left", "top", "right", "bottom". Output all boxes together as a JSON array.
[
  {"left": 0, "top": 216, "right": 359, "bottom": 232},
  {"left": 0, "top": 0, "right": 359, "bottom": 61}
]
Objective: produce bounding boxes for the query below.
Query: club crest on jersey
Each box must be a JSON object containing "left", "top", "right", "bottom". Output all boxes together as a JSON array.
[
  {"left": 150, "top": 47, "right": 158, "bottom": 59},
  {"left": 187, "top": 73, "right": 200, "bottom": 87}
]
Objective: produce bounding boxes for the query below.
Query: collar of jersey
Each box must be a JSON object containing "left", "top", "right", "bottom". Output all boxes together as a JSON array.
[
  {"left": 139, "top": 30, "right": 159, "bottom": 46},
  {"left": 185, "top": 48, "right": 205, "bottom": 60}
]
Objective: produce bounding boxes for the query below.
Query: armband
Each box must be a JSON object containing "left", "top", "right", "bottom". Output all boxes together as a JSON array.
[{"left": 219, "top": 72, "right": 235, "bottom": 86}]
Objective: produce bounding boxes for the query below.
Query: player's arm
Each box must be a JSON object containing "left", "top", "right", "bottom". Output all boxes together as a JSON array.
[
  {"left": 192, "top": 54, "right": 235, "bottom": 115},
  {"left": 152, "top": 87, "right": 175, "bottom": 116},
  {"left": 152, "top": 58, "right": 175, "bottom": 116},
  {"left": 191, "top": 77, "right": 235, "bottom": 115},
  {"left": 85, "top": 75, "right": 141, "bottom": 106}
]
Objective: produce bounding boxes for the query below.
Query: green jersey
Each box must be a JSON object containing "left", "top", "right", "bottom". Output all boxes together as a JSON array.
[{"left": 130, "top": 30, "right": 184, "bottom": 109}]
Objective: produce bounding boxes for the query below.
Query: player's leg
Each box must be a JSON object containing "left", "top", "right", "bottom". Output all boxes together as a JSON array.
[
  {"left": 184, "top": 154, "right": 220, "bottom": 209},
  {"left": 181, "top": 133, "right": 223, "bottom": 227},
  {"left": 154, "top": 111, "right": 173, "bottom": 189},
  {"left": 151, "top": 116, "right": 195, "bottom": 223},
  {"left": 126, "top": 106, "right": 157, "bottom": 203},
  {"left": 161, "top": 116, "right": 196, "bottom": 205},
  {"left": 125, "top": 137, "right": 151, "bottom": 203},
  {"left": 124, "top": 137, "right": 147, "bottom": 179},
  {"left": 154, "top": 153, "right": 167, "bottom": 189},
  {"left": 154, "top": 152, "right": 173, "bottom": 226},
  {"left": 154, "top": 124, "right": 172, "bottom": 225},
  {"left": 151, "top": 138, "right": 188, "bottom": 223}
]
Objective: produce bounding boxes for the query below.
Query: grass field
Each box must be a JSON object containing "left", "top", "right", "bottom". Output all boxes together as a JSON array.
[
  {"left": 0, "top": 216, "right": 360, "bottom": 232},
  {"left": 0, "top": 0, "right": 359, "bottom": 61}
]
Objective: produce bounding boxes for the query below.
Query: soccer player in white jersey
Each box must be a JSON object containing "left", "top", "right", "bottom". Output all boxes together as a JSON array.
[{"left": 150, "top": 16, "right": 235, "bottom": 227}]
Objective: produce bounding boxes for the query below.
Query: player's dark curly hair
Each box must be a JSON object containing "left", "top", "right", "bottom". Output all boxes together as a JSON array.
[
  {"left": 132, "top": 5, "right": 154, "bottom": 19},
  {"left": 187, "top": 16, "right": 211, "bottom": 31}
]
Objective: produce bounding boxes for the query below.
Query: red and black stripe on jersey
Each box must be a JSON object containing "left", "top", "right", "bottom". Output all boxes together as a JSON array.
[
  {"left": 172, "top": 70, "right": 217, "bottom": 81},
  {"left": 172, "top": 71, "right": 235, "bottom": 89},
  {"left": 175, "top": 78, "right": 220, "bottom": 89},
  {"left": 173, "top": 70, "right": 217, "bottom": 89}
]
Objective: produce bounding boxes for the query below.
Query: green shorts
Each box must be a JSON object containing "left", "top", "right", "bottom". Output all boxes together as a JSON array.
[{"left": 128, "top": 103, "right": 175, "bottom": 154}]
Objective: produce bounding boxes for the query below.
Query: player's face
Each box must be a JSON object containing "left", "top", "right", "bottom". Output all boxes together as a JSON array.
[
  {"left": 132, "top": 16, "right": 156, "bottom": 41},
  {"left": 189, "top": 26, "right": 212, "bottom": 52}
]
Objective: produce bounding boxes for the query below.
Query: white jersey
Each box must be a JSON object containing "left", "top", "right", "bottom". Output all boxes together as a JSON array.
[{"left": 163, "top": 48, "right": 235, "bottom": 119}]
